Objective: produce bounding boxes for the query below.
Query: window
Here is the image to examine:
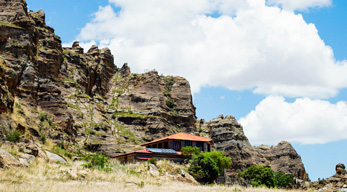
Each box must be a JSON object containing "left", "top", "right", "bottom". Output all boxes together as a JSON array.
[
  {"left": 184, "top": 141, "right": 192, "bottom": 147},
  {"left": 158, "top": 143, "right": 163, "bottom": 148},
  {"left": 164, "top": 142, "right": 168, "bottom": 148},
  {"left": 207, "top": 144, "right": 210, "bottom": 152},
  {"left": 196, "top": 142, "right": 203, "bottom": 151},
  {"left": 173, "top": 141, "right": 181, "bottom": 150}
]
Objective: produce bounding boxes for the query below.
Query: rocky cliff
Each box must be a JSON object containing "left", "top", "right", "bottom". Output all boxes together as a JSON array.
[
  {"left": 199, "top": 115, "right": 309, "bottom": 181},
  {"left": 0, "top": 0, "right": 196, "bottom": 156},
  {"left": 0, "top": 0, "right": 309, "bottom": 182}
]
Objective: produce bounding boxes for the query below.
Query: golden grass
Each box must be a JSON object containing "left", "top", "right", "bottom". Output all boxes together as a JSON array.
[{"left": 0, "top": 160, "right": 307, "bottom": 192}]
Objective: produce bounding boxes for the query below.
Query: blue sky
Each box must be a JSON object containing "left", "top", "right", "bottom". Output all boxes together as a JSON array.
[{"left": 26, "top": 0, "right": 347, "bottom": 181}]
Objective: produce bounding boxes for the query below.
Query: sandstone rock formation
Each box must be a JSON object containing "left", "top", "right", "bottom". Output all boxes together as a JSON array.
[
  {"left": 0, "top": 0, "right": 197, "bottom": 157},
  {"left": 0, "top": 0, "right": 309, "bottom": 184},
  {"left": 309, "top": 163, "right": 347, "bottom": 191},
  {"left": 199, "top": 115, "right": 309, "bottom": 181}
]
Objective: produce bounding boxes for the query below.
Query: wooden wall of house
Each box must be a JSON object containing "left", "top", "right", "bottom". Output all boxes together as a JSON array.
[{"left": 145, "top": 140, "right": 211, "bottom": 152}]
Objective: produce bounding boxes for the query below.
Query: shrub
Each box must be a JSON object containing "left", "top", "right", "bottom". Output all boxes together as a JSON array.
[
  {"left": 188, "top": 151, "right": 231, "bottom": 183},
  {"left": 243, "top": 165, "right": 275, "bottom": 188},
  {"left": 242, "top": 165, "right": 294, "bottom": 188},
  {"left": 5, "top": 129, "right": 21, "bottom": 143},
  {"left": 147, "top": 157, "right": 158, "bottom": 165},
  {"left": 274, "top": 171, "right": 295, "bottom": 188},
  {"left": 181, "top": 146, "right": 200, "bottom": 159},
  {"left": 40, "top": 133, "right": 46, "bottom": 144},
  {"left": 39, "top": 112, "right": 48, "bottom": 122},
  {"left": 204, "top": 151, "right": 232, "bottom": 173},
  {"left": 82, "top": 153, "right": 110, "bottom": 170},
  {"left": 188, "top": 153, "right": 219, "bottom": 183},
  {"left": 166, "top": 99, "right": 175, "bottom": 109}
]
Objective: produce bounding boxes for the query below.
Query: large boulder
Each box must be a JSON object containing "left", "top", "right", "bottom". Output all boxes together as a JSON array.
[
  {"left": 0, "top": 149, "right": 23, "bottom": 168},
  {"left": 148, "top": 164, "right": 159, "bottom": 177},
  {"left": 336, "top": 163, "right": 346, "bottom": 176},
  {"left": 45, "top": 150, "right": 67, "bottom": 164}
]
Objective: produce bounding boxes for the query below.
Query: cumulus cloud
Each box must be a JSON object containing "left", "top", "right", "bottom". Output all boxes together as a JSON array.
[
  {"left": 267, "top": 0, "right": 332, "bottom": 11},
  {"left": 239, "top": 96, "right": 347, "bottom": 145},
  {"left": 72, "top": 0, "right": 347, "bottom": 98}
]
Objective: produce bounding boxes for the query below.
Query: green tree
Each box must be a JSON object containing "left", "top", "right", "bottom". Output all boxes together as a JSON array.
[
  {"left": 274, "top": 171, "right": 294, "bottom": 188},
  {"left": 204, "top": 150, "right": 232, "bottom": 173},
  {"left": 188, "top": 153, "right": 219, "bottom": 183},
  {"left": 181, "top": 146, "right": 200, "bottom": 159},
  {"left": 243, "top": 165, "right": 275, "bottom": 188},
  {"left": 188, "top": 150, "right": 232, "bottom": 183}
]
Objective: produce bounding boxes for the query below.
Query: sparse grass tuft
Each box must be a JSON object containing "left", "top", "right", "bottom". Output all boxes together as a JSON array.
[
  {"left": 5, "top": 129, "right": 21, "bottom": 143},
  {"left": 0, "top": 21, "right": 22, "bottom": 29},
  {"left": 63, "top": 49, "right": 79, "bottom": 57},
  {"left": 10, "top": 40, "right": 23, "bottom": 48}
]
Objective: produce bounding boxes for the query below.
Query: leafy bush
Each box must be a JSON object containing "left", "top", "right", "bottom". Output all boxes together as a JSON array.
[
  {"left": 274, "top": 171, "right": 294, "bottom": 188},
  {"left": 204, "top": 151, "right": 232, "bottom": 173},
  {"left": 166, "top": 99, "right": 175, "bottom": 109},
  {"left": 242, "top": 165, "right": 295, "bottom": 188},
  {"left": 82, "top": 153, "right": 110, "bottom": 170},
  {"left": 40, "top": 133, "right": 46, "bottom": 144},
  {"left": 5, "top": 129, "right": 21, "bottom": 143},
  {"left": 243, "top": 165, "right": 275, "bottom": 188},
  {"left": 181, "top": 146, "right": 200, "bottom": 158},
  {"left": 147, "top": 157, "right": 158, "bottom": 165},
  {"left": 188, "top": 151, "right": 231, "bottom": 183},
  {"left": 39, "top": 112, "right": 48, "bottom": 122},
  {"left": 163, "top": 76, "right": 176, "bottom": 110},
  {"left": 189, "top": 153, "right": 219, "bottom": 183}
]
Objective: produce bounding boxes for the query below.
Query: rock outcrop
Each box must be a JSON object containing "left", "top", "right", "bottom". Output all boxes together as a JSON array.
[
  {"left": 309, "top": 163, "right": 347, "bottom": 191},
  {"left": 0, "top": 148, "right": 23, "bottom": 168},
  {"left": 0, "top": 0, "right": 197, "bottom": 157},
  {"left": 199, "top": 115, "right": 309, "bottom": 181},
  {"left": 0, "top": 0, "right": 309, "bottom": 185}
]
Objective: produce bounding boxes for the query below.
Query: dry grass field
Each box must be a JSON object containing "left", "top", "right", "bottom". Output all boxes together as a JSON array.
[{"left": 0, "top": 160, "right": 309, "bottom": 192}]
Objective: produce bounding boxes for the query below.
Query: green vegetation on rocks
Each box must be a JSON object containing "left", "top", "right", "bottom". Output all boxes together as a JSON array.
[
  {"left": 0, "top": 21, "right": 22, "bottom": 29},
  {"left": 5, "top": 129, "right": 21, "bottom": 143},
  {"left": 163, "top": 76, "right": 176, "bottom": 112},
  {"left": 242, "top": 165, "right": 294, "bottom": 188}
]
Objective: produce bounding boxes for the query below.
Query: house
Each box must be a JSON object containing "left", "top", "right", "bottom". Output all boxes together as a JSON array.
[{"left": 114, "top": 132, "right": 213, "bottom": 163}]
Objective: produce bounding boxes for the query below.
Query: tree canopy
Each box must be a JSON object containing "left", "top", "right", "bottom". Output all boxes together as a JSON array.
[
  {"left": 242, "top": 165, "right": 295, "bottom": 188},
  {"left": 183, "top": 146, "right": 232, "bottom": 184}
]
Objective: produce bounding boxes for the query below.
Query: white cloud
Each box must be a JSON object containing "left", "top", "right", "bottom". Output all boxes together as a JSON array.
[
  {"left": 71, "top": 0, "right": 347, "bottom": 98},
  {"left": 239, "top": 96, "right": 347, "bottom": 145},
  {"left": 267, "top": 0, "right": 332, "bottom": 11}
]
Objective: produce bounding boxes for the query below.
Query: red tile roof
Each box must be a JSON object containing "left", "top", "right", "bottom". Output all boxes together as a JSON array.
[{"left": 141, "top": 132, "right": 213, "bottom": 146}]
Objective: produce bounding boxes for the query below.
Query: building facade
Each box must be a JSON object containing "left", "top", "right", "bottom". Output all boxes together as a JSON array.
[{"left": 114, "top": 132, "right": 213, "bottom": 163}]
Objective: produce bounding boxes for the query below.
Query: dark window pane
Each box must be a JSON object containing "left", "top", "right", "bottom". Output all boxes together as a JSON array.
[
  {"left": 196, "top": 142, "right": 203, "bottom": 151},
  {"left": 185, "top": 141, "right": 192, "bottom": 147},
  {"left": 173, "top": 141, "right": 181, "bottom": 150},
  {"left": 164, "top": 142, "right": 168, "bottom": 148}
]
